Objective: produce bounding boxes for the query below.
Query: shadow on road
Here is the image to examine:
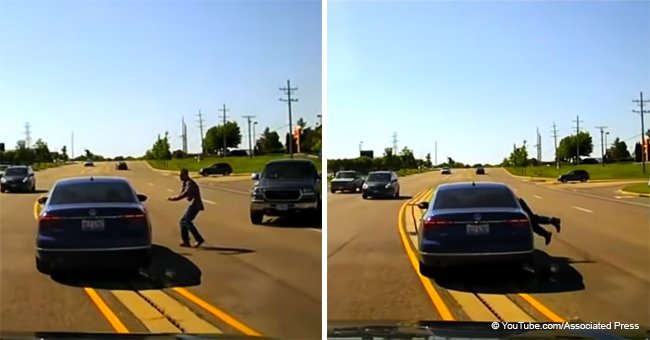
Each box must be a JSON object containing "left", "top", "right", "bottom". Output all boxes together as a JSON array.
[
  {"left": 2, "top": 189, "right": 48, "bottom": 195},
  {"left": 50, "top": 245, "right": 201, "bottom": 289},
  {"left": 423, "top": 250, "right": 586, "bottom": 294},
  {"left": 198, "top": 246, "right": 255, "bottom": 255},
  {"left": 261, "top": 215, "right": 321, "bottom": 229}
]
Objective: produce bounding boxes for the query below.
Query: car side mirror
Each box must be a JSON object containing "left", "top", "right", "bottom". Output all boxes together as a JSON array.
[
  {"left": 251, "top": 173, "right": 260, "bottom": 180},
  {"left": 137, "top": 194, "right": 147, "bottom": 202},
  {"left": 417, "top": 201, "right": 429, "bottom": 210},
  {"left": 37, "top": 196, "right": 47, "bottom": 205}
]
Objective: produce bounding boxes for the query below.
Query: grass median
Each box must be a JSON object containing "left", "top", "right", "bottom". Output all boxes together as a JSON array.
[
  {"left": 147, "top": 154, "right": 322, "bottom": 175},
  {"left": 506, "top": 163, "right": 650, "bottom": 180},
  {"left": 622, "top": 183, "right": 650, "bottom": 195}
]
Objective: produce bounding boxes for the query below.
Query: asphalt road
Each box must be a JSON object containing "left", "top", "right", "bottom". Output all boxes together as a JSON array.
[
  {"left": 0, "top": 161, "right": 321, "bottom": 339},
  {"left": 327, "top": 167, "right": 649, "bottom": 327}
]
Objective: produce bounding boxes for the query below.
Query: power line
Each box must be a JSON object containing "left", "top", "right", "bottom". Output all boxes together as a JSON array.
[
  {"left": 632, "top": 91, "right": 649, "bottom": 174},
  {"left": 197, "top": 110, "right": 205, "bottom": 154},
  {"left": 219, "top": 104, "right": 230, "bottom": 157},
  {"left": 596, "top": 126, "right": 608, "bottom": 166},
  {"left": 572, "top": 115, "right": 584, "bottom": 164},
  {"left": 279, "top": 79, "right": 298, "bottom": 158},
  {"left": 242, "top": 115, "right": 256, "bottom": 159}
]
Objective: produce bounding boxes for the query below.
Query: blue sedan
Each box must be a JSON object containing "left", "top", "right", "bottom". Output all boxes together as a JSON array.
[
  {"left": 416, "top": 181, "right": 534, "bottom": 275},
  {"left": 35, "top": 176, "right": 152, "bottom": 274}
]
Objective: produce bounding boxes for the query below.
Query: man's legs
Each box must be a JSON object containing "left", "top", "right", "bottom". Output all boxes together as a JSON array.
[
  {"left": 535, "top": 214, "right": 561, "bottom": 233},
  {"left": 530, "top": 215, "right": 553, "bottom": 245},
  {"left": 180, "top": 206, "right": 204, "bottom": 246}
]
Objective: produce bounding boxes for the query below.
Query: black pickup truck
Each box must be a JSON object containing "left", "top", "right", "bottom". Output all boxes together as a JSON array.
[{"left": 249, "top": 159, "right": 322, "bottom": 224}]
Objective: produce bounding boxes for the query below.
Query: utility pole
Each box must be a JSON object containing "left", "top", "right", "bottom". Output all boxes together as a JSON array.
[
  {"left": 196, "top": 110, "right": 205, "bottom": 154},
  {"left": 219, "top": 104, "right": 230, "bottom": 157},
  {"left": 180, "top": 116, "right": 188, "bottom": 154},
  {"left": 572, "top": 115, "right": 584, "bottom": 164},
  {"left": 24, "top": 123, "right": 32, "bottom": 149},
  {"left": 435, "top": 140, "right": 438, "bottom": 166},
  {"left": 71, "top": 131, "right": 75, "bottom": 160},
  {"left": 392, "top": 132, "right": 398, "bottom": 154},
  {"left": 243, "top": 115, "right": 256, "bottom": 159},
  {"left": 253, "top": 121, "right": 258, "bottom": 156},
  {"left": 533, "top": 127, "right": 542, "bottom": 162},
  {"left": 317, "top": 114, "right": 322, "bottom": 126},
  {"left": 596, "top": 126, "right": 608, "bottom": 167},
  {"left": 551, "top": 122, "right": 559, "bottom": 169},
  {"left": 633, "top": 91, "right": 649, "bottom": 174},
  {"left": 280, "top": 80, "right": 298, "bottom": 158}
]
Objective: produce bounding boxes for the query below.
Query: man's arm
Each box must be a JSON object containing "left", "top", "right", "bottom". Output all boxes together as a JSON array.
[{"left": 169, "top": 183, "right": 189, "bottom": 201}]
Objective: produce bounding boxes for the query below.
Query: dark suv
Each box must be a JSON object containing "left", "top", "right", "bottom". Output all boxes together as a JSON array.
[
  {"left": 362, "top": 171, "right": 400, "bottom": 199},
  {"left": 249, "top": 159, "right": 321, "bottom": 224},
  {"left": 199, "top": 163, "right": 233, "bottom": 176},
  {"left": 1, "top": 165, "right": 36, "bottom": 193},
  {"left": 558, "top": 169, "right": 590, "bottom": 183}
]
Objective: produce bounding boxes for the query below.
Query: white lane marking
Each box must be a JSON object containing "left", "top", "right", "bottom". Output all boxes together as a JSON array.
[
  {"left": 167, "top": 188, "right": 174, "bottom": 193},
  {"left": 572, "top": 206, "right": 593, "bottom": 213},
  {"left": 533, "top": 195, "right": 543, "bottom": 199},
  {"left": 148, "top": 182, "right": 154, "bottom": 186},
  {"left": 202, "top": 199, "right": 216, "bottom": 205}
]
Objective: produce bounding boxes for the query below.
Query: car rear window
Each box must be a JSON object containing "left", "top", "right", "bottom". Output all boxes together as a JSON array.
[
  {"left": 50, "top": 182, "right": 137, "bottom": 204},
  {"left": 433, "top": 187, "right": 518, "bottom": 209},
  {"left": 262, "top": 162, "right": 317, "bottom": 179}
]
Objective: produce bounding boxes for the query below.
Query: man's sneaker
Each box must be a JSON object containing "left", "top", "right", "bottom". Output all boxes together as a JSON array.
[
  {"left": 179, "top": 242, "right": 191, "bottom": 247},
  {"left": 194, "top": 240, "right": 204, "bottom": 248},
  {"left": 544, "top": 233, "right": 552, "bottom": 246},
  {"left": 551, "top": 217, "right": 561, "bottom": 233}
]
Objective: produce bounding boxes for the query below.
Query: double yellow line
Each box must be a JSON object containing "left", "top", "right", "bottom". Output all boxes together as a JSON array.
[
  {"left": 396, "top": 187, "right": 565, "bottom": 323},
  {"left": 33, "top": 200, "right": 261, "bottom": 336}
]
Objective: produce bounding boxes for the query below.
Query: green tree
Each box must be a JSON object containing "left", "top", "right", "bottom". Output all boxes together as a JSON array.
[
  {"left": 33, "top": 139, "right": 52, "bottom": 163},
  {"left": 60, "top": 146, "right": 69, "bottom": 162},
  {"left": 15, "top": 140, "right": 35, "bottom": 164},
  {"left": 557, "top": 132, "right": 594, "bottom": 162},
  {"left": 508, "top": 142, "right": 528, "bottom": 167},
  {"left": 257, "top": 127, "right": 284, "bottom": 154},
  {"left": 607, "top": 137, "right": 631, "bottom": 162},
  {"left": 425, "top": 153, "right": 432, "bottom": 167},
  {"left": 203, "top": 121, "right": 242, "bottom": 154},
  {"left": 399, "top": 147, "right": 417, "bottom": 169},
  {"left": 145, "top": 132, "right": 172, "bottom": 160}
]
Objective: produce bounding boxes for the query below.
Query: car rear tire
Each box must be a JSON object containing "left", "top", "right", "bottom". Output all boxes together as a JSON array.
[
  {"left": 362, "top": 194, "right": 368, "bottom": 199},
  {"left": 395, "top": 189, "right": 400, "bottom": 198},
  {"left": 36, "top": 257, "right": 51, "bottom": 275},
  {"left": 250, "top": 211, "right": 264, "bottom": 225},
  {"left": 580, "top": 178, "right": 587, "bottom": 182},
  {"left": 330, "top": 188, "right": 336, "bottom": 193}
]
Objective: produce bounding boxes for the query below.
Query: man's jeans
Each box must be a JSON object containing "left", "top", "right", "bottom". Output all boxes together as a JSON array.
[{"left": 180, "top": 206, "right": 204, "bottom": 244}]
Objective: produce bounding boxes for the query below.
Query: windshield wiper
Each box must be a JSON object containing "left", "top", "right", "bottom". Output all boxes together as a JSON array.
[{"left": 328, "top": 325, "right": 434, "bottom": 338}]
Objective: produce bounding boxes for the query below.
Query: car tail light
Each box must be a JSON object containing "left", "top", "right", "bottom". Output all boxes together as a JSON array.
[
  {"left": 505, "top": 217, "right": 530, "bottom": 228},
  {"left": 422, "top": 216, "right": 452, "bottom": 233},
  {"left": 121, "top": 213, "right": 147, "bottom": 222},
  {"left": 39, "top": 212, "right": 63, "bottom": 227}
]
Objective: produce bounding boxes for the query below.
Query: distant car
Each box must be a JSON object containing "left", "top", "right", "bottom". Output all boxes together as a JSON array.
[
  {"left": 557, "top": 169, "right": 589, "bottom": 183},
  {"left": 0, "top": 165, "right": 36, "bottom": 193},
  {"left": 115, "top": 161, "right": 128, "bottom": 170},
  {"left": 35, "top": 176, "right": 152, "bottom": 274},
  {"left": 84, "top": 160, "right": 94, "bottom": 167},
  {"left": 249, "top": 159, "right": 321, "bottom": 224},
  {"left": 361, "top": 171, "right": 400, "bottom": 199},
  {"left": 416, "top": 181, "right": 534, "bottom": 274},
  {"left": 199, "top": 163, "right": 233, "bottom": 176},
  {"left": 476, "top": 167, "right": 485, "bottom": 175},
  {"left": 441, "top": 167, "right": 452, "bottom": 175},
  {"left": 330, "top": 170, "right": 365, "bottom": 193}
]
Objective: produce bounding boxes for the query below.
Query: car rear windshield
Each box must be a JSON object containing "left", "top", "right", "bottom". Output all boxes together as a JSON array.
[
  {"left": 433, "top": 187, "right": 518, "bottom": 209},
  {"left": 366, "top": 173, "right": 391, "bottom": 182},
  {"left": 4, "top": 168, "right": 27, "bottom": 176},
  {"left": 262, "top": 162, "right": 317, "bottom": 179},
  {"left": 336, "top": 172, "right": 356, "bottom": 179},
  {"left": 50, "top": 182, "right": 137, "bottom": 204}
]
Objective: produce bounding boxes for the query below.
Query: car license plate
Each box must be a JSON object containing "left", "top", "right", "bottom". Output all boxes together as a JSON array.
[
  {"left": 276, "top": 204, "right": 289, "bottom": 211},
  {"left": 467, "top": 223, "right": 489, "bottom": 235},
  {"left": 82, "top": 219, "right": 105, "bottom": 231}
]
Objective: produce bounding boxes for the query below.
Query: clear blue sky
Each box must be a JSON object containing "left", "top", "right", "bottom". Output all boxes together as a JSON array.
[
  {"left": 328, "top": 1, "right": 650, "bottom": 165},
  {"left": 0, "top": 0, "right": 321, "bottom": 158}
]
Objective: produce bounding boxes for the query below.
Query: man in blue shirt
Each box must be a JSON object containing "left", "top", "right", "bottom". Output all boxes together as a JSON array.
[{"left": 168, "top": 169, "right": 205, "bottom": 247}]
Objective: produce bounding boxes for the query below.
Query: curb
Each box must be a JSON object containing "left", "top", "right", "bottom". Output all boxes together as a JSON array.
[
  {"left": 618, "top": 189, "right": 650, "bottom": 198},
  {"left": 143, "top": 160, "right": 251, "bottom": 178}
]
